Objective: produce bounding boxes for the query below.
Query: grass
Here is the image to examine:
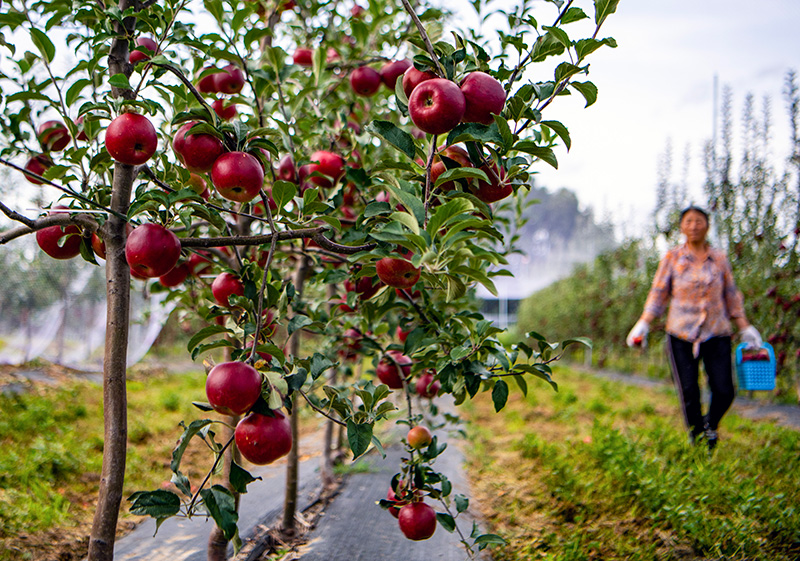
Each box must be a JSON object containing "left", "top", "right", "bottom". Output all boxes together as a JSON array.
[
  {"left": 464, "top": 367, "right": 800, "bottom": 561},
  {"left": 0, "top": 364, "right": 223, "bottom": 561}
]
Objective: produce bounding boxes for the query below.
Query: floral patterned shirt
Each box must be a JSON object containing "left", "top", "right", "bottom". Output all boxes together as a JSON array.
[{"left": 644, "top": 244, "right": 745, "bottom": 344}]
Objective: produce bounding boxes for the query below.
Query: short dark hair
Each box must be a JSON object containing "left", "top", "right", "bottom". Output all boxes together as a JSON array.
[{"left": 679, "top": 205, "right": 709, "bottom": 222}]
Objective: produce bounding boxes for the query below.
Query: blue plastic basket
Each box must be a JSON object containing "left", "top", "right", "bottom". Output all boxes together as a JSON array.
[{"left": 735, "top": 342, "right": 776, "bottom": 391}]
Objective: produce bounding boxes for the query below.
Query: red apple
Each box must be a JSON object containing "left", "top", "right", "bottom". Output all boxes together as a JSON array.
[
  {"left": 106, "top": 112, "right": 158, "bottom": 165},
  {"left": 396, "top": 325, "right": 410, "bottom": 343},
  {"left": 206, "top": 361, "right": 263, "bottom": 416},
  {"left": 459, "top": 71, "right": 506, "bottom": 125},
  {"left": 235, "top": 410, "right": 292, "bottom": 465},
  {"left": 415, "top": 370, "right": 440, "bottom": 398},
  {"left": 326, "top": 47, "right": 340, "bottom": 63},
  {"left": 408, "top": 78, "right": 466, "bottom": 135},
  {"left": 129, "top": 36, "right": 159, "bottom": 64},
  {"left": 75, "top": 115, "right": 89, "bottom": 141},
  {"left": 245, "top": 339, "right": 273, "bottom": 362},
  {"left": 376, "top": 350, "right": 412, "bottom": 389},
  {"left": 380, "top": 59, "right": 411, "bottom": 90},
  {"left": 471, "top": 162, "right": 510, "bottom": 203},
  {"left": 277, "top": 155, "right": 298, "bottom": 183},
  {"left": 376, "top": 257, "right": 420, "bottom": 289},
  {"left": 197, "top": 68, "right": 220, "bottom": 94},
  {"left": 158, "top": 261, "right": 191, "bottom": 287},
  {"left": 350, "top": 66, "right": 382, "bottom": 97},
  {"left": 188, "top": 251, "right": 213, "bottom": 276},
  {"left": 398, "top": 502, "right": 437, "bottom": 541},
  {"left": 211, "top": 271, "right": 245, "bottom": 306},
  {"left": 23, "top": 154, "right": 53, "bottom": 185},
  {"left": 293, "top": 48, "right": 313, "bottom": 67},
  {"left": 350, "top": 4, "right": 365, "bottom": 17},
  {"left": 125, "top": 223, "right": 182, "bottom": 278},
  {"left": 345, "top": 276, "right": 382, "bottom": 300},
  {"left": 277, "top": 0, "right": 296, "bottom": 12},
  {"left": 386, "top": 487, "right": 406, "bottom": 518},
  {"left": 172, "top": 122, "right": 224, "bottom": 173},
  {"left": 431, "top": 145, "right": 472, "bottom": 191},
  {"left": 37, "top": 120, "right": 70, "bottom": 151},
  {"left": 214, "top": 64, "right": 245, "bottom": 94},
  {"left": 36, "top": 209, "right": 82, "bottom": 260},
  {"left": 307, "top": 150, "right": 344, "bottom": 189},
  {"left": 211, "top": 151, "right": 264, "bottom": 203},
  {"left": 402, "top": 66, "right": 436, "bottom": 99},
  {"left": 211, "top": 98, "right": 237, "bottom": 121},
  {"left": 407, "top": 425, "right": 432, "bottom": 449}
]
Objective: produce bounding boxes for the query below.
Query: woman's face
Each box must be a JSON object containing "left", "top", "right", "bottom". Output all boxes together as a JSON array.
[{"left": 680, "top": 210, "right": 709, "bottom": 244}]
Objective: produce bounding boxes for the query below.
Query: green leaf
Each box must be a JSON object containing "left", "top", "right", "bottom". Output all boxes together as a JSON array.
[
  {"left": 571, "top": 80, "right": 598, "bottom": 107},
  {"left": 436, "top": 512, "right": 456, "bottom": 532},
  {"left": 187, "top": 325, "right": 233, "bottom": 353},
  {"left": 310, "top": 353, "right": 334, "bottom": 380},
  {"left": 108, "top": 73, "right": 131, "bottom": 90},
  {"left": 434, "top": 167, "right": 489, "bottom": 188},
  {"left": 446, "top": 122, "right": 504, "bottom": 147},
  {"left": 554, "top": 62, "right": 584, "bottom": 83},
  {"left": 449, "top": 345, "right": 472, "bottom": 362},
  {"left": 474, "top": 533, "right": 507, "bottom": 546},
  {"left": 562, "top": 337, "right": 592, "bottom": 350},
  {"left": 493, "top": 114, "right": 515, "bottom": 151},
  {"left": 271, "top": 180, "right": 296, "bottom": 210},
  {"left": 65, "top": 78, "right": 92, "bottom": 107},
  {"left": 128, "top": 489, "right": 181, "bottom": 532},
  {"left": 199, "top": 485, "right": 239, "bottom": 540},
  {"left": 540, "top": 120, "right": 571, "bottom": 151},
  {"left": 347, "top": 419, "right": 373, "bottom": 459},
  {"left": 492, "top": 379, "right": 509, "bottom": 412},
  {"left": 229, "top": 461, "right": 260, "bottom": 494},
  {"left": 171, "top": 419, "right": 214, "bottom": 472},
  {"left": 575, "top": 37, "right": 616, "bottom": 61},
  {"left": 30, "top": 28, "right": 55, "bottom": 63},
  {"left": 389, "top": 211, "right": 420, "bottom": 235},
  {"left": 287, "top": 314, "right": 313, "bottom": 336},
  {"left": 455, "top": 494, "right": 469, "bottom": 513},
  {"left": 542, "top": 26, "right": 571, "bottom": 50},
  {"left": 512, "top": 142, "right": 558, "bottom": 169},
  {"left": 366, "top": 120, "right": 416, "bottom": 160},
  {"left": 594, "top": 0, "right": 620, "bottom": 26},
  {"left": 561, "top": 7, "right": 589, "bottom": 24}
]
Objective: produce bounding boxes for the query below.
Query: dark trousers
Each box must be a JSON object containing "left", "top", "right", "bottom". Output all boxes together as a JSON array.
[{"left": 666, "top": 335, "right": 735, "bottom": 435}]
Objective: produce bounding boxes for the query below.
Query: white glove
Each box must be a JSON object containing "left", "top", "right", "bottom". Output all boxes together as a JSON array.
[
  {"left": 626, "top": 319, "right": 650, "bottom": 348},
  {"left": 740, "top": 325, "right": 762, "bottom": 350}
]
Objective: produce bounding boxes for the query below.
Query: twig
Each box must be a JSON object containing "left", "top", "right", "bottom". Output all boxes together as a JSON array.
[
  {"left": 311, "top": 232, "right": 377, "bottom": 254},
  {"left": 187, "top": 433, "right": 236, "bottom": 514},
  {"left": 248, "top": 189, "right": 280, "bottom": 364},
  {"left": 437, "top": 498, "right": 476, "bottom": 559},
  {"left": 180, "top": 227, "right": 323, "bottom": 248},
  {"left": 398, "top": 0, "right": 445, "bottom": 77},
  {"left": 0, "top": 201, "right": 35, "bottom": 228},
  {"left": 149, "top": 62, "right": 216, "bottom": 117},
  {"left": 0, "top": 156, "right": 125, "bottom": 220},
  {"left": 299, "top": 390, "right": 347, "bottom": 427},
  {"left": 423, "top": 135, "right": 438, "bottom": 227}
]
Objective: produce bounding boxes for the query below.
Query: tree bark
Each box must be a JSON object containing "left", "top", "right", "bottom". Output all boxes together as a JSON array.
[
  {"left": 281, "top": 254, "right": 310, "bottom": 534},
  {"left": 207, "top": 416, "right": 241, "bottom": 560},
  {"left": 86, "top": 162, "right": 135, "bottom": 561}
]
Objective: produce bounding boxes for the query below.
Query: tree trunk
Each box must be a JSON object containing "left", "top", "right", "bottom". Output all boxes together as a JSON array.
[
  {"left": 320, "top": 283, "right": 337, "bottom": 488},
  {"left": 86, "top": 162, "right": 135, "bottom": 561},
  {"left": 281, "top": 255, "right": 310, "bottom": 534}
]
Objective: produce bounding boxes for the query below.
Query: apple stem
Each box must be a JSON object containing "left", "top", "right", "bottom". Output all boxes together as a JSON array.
[{"left": 399, "top": 0, "right": 446, "bottom": 78}]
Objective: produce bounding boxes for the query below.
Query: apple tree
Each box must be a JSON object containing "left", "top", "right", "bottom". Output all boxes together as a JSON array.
[{"left": 0, "top": 0, "right": 618, "bottom": 558}]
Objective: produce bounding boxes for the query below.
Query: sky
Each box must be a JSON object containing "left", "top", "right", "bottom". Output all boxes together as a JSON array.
[{"left": 447, "top": 0, "right": 800, "bottom": 237}]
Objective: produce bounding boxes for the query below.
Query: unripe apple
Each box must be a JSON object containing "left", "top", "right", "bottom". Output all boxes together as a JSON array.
[
  {"left": 350, "top": 66, "right": 382, "bottom": 97},
  {"left": 212, "top": 271, "right": 244, "bottom": 307},
  {"left": 407, "top": 425, "right": 432, "bottom": 449},
  {"left": 211, "top": 151, "right": 264, "bottom": 203},
  {"left": 23, "top": 154, "right": 53, "bottom": 184},
  {"left": 402, "top": 66, "right": 436, "bottom": 99},
  {"left": 214, "top": 64, "right": 245, "bottom": 94},
  {"left": 293, "top": 48, "right": 313, "bottom": 67},
  {"left": 36, "top": 208, "right": 82, "bottom": 260},
  {"left": 379, "top": 59, "right": 411, "bottom": 90},
  {"left": 376, "top": 350, "right": 412, "bottom": 389},
  {"left": 307, "top": 150, "right": 344, "bottom": 189},
  {"left": 459, "top": 71, "right": 506, "bottom": 124},
  {"left": 129, "top": 37, "right": 159, "bottom": 64},
  {"left": 172, "top": 122, "right": 224, "bottom": 173},
  {"left": 235, "top": 410, "right": 292, "bottom": 465},
  {"left": 158, "top": 261, "right": 191, "bottom": 287},
  {"left": 415, "top": 370, "right": 440, "bottom": 398},
  {"left": 376, "top": 257, "right": 420, "bottom": 289},
  {"left": 125, "top": 223, "right": 182, "bottom": 278},
  {"left": 206, "top": 361, "right": 263, "bottom": 416},
  {"left": 106, "top": 113, "right": 158, "bottom": 165},
  {"left": 398, "top": 502, "right": 437, "bottom": 541},
  {"left": 37, "top": 120, "right": 70, "bottom": 152},
  {"left": 408, "top": 78, "right": 466, "bottom": 135}
]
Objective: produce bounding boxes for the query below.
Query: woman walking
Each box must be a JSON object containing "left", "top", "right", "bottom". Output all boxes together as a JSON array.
[{"left": 626, "top": 206, "right": 762, "bottom": 449}]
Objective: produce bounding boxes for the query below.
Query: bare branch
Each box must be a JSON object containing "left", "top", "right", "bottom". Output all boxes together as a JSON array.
[
  {"left": 0, "top": 201, "right": 36, "bottom": 228},
  {"left": 311, "top": 232, "right": 376, "bottom": 254},
  {"left": 180, "top": 227, "right": 325, "bottom": 248},
  {"left": 1, "top": 212, "right": 100, "bottom": 244}
]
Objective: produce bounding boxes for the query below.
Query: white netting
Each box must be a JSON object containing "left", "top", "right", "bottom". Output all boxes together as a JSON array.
[{"left": 0, "top": 236, "right": 174, "bottom": 371}]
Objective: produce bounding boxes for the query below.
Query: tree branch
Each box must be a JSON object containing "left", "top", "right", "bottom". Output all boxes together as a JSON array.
[
  {"left": 399, "top": 0, "right": 445, "bottom": 77},
  {"left": 0, "top": 212, "right": 99, "bottom": 244}
]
